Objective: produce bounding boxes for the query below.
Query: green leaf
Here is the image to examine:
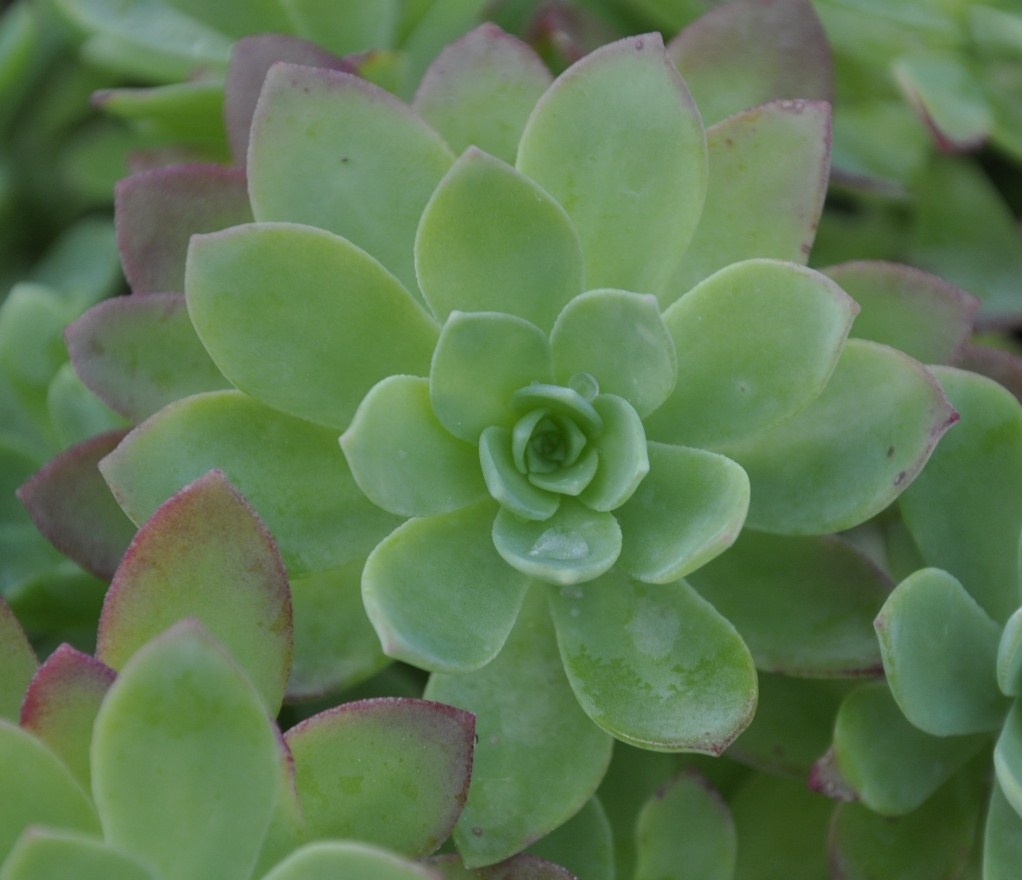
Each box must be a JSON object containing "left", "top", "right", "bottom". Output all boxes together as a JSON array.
[
  {"left": 285, "top": 698, "right": 474, "bottom": 857},
  {"left": 430, "top": 310, "right": 552, "bottom": 443},
  {"left": 615, "top": 442, "right": 749, "bottom": 584},
  {"left": 894, "top": 54, "right": 991, "bottom": 150},
  {"left": 549, "top": 572, "right": 757, "bottom": 753},
  {"left": 492, "top": 500, "right": 621, "bottom": 585},
  {"left": 280, "top": 0, "right": 398, "bottom": 57},
  {"left": 416, "top": 148, "right": 582, "bottom": 332},
  {"left": 577, "top": 395, "right": 649, "bottom": 513},
  {"left": 162, "top": 0, "right": 290, "bottom": 38},
  {"left": 426, "top": 588, "right": 613, "bottom": 868},
  {"left": 634, "top": 770, "right": 735, "bottom": 880},
  {"left": 525, "top": 798, "right": 614, "bottom": 880},
  {"left": 92, "top": 621, "right": 280, "bottom": 880},
  {"left": 984, "top": 780, "right": 1022, "bottom": 880},
  {"left": 876, "top": 568, "right": 1007, "bottom": 736},
  {"left": 479, "top": 426, "right": 560, "bottom": 521},
  {"left": 995, "top": 701, "right": 1022, "bottom": 819},
  {"left": 95, "top": 79, "right": 225, "bottom": 144},
  {"left": 664, "top": 100, "right": 832, "bottom": 301},
  {"left": 998, "top": 608, "right": 1022, "bottom": 697},
  {"left": 724, "top": 339, "right": 956, "bottom": 535},
  {"left": 550, "top": 289, "right": 676, "bottom": 417},
  {"left": 96, "top": 470, "right": 293, "bottom": 714},
  {"left": 47, "top": 363, "right": 127, "bottom": 449},
  {"left": 647, "top": 259, "right": 856, "bottom": 449},
  {"left": 260, "top": 842, "right": 436, "bottom": 880},
  {"left": 517, "top": 33, "right": 706, "bottom": 294},
  {"left": 413, "top": 24, "right": 552, "bottom": 164},
  {"left": 187, "top": 222, "right": 438, "bottom": 430},
  {"left": 247, "top": 63, "right": 453, "bottom": 299},
  {"left": 0, "top": 828, "right": 154, "bottom": 880},
  {"left": 362, "top": 500, "right": 530, "bottom": 673},
  {"left": 0, "top": 597, "right": 36, "bottom": 722},
  {"left": 100, "top": 390, "right": 402, "bottom": 576},
  {"left": 342, "top": 376, "right": 486, "bottom": 517},
  {"left": 899, "top": 366, "right": 1022, "bottom": 623},
  {"left": 689, "top": 531, "right": 892, "bottom": 677}
]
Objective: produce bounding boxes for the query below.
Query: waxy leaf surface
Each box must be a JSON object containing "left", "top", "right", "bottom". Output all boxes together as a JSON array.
[
  {"left": 0, "top": 828, "right": 154, "bottom": 880},
  {"left": 0, "top": 597, "right": 35, "bottom": 722},
  {"left": 994, "top": 701, "right": 1022, "bottom": 819},
  {"left": 984, "top": 781, "right": 1022, "bottom": 880},
  {"left": 998, "top": 608, "right": 1022, "bottom": 697},
  {"left": 279, "top": 0, "right": 398, "bottom": 57},
  {"left": 261, "top": 842, "right": 437, "bottom": 880},
  {"left": 525, "top": 798, "right": 613, "bottom": 880}
]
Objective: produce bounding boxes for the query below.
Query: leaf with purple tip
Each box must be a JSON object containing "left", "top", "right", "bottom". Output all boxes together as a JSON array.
[
  {"left": 0, "top": 597, "right": 35, "bottom": 722},
  {"left": 430, "top": 853, "right": 576, "bottom": 880}
]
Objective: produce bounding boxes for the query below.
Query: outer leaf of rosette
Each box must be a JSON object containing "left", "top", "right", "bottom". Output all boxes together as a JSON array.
[
  {"left": 663, "top": 100, "right": 832, "bottom": 304},
  {"left": 0, "top": 828, "right": 155, "bottom": 880},
  {"left": 548, "top": 570, "right": 757, "bottom": 753},
  {"left": 261, "top": 841, "right": 438, "bottom": 880},
  {"left": 646, "top": 259, "right": 857, "bottom": 450},
  {"left": 718, "top": 339, "right": 956, "bottom": 535},
  {"left": 425, "top": 587, "right": 614, "bottom": 868},
  {"left": 998, "top": 607, "right": 1022, "bottom": 697},
  {"left": 247, "top": 62, "right": 454, "bottom": 302},
  {"left": 549, "top": 289, "right": 675, "bottom": 418},
  {"left": 415, "top": 148, "right": 583, "bottom": 334},
  {"left": 284, "top": 698, "right": 474, "bottom": 857},
  {"left": 899, "top": 367, "right": 1022, "bottom": 623},
  {"left": 516, "top": 33, "right": 707, "bottom": 295},
  {"left": 0, "top": 596, "right": 36, "bottom": 722},
  {"left": 186, "top": 222, "right": 439, "bottom": 431},
  {"left": 362, "top": 500, "right": 531, "bottom": 673},
  {"left": 91, "top": 620, "right": 281, "bottom": 880},
  {"left": 614, "top": 442, "right": 749, "bottom": 584},
  {"left": 984, "top": 780, "right": 1022, "bottom": 880},
  {"left": 96, "top": 470, "right": 292, "bottom": 714},
  {"left": 525, "top": 797, "right": 614, "bottom": 880},
  {"left": 875, "top": 567, "right": 1007, "bottom": 737},
  {"left": 994, "top": 701, "right": 1022, "bottom": 820},
  {"left": 99, "top": 390, "right": 403, "bottom": 577}
]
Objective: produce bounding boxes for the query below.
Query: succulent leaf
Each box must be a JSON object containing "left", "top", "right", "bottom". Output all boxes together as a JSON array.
[
  {"left": 575, "top": 394, "right": 649, "bottom": 513},
  {"left": 0, "top": 828, "right": 155, "bottom": 880},
  {"left": 524, "top": 797, "right": 614, "bottom": 880},
  {"left": 994, "top": 701, "right": 1022, "bottom": 819},
  {"left": 260, "top": 841, "right": 438, "bottom": 880},
  {"left": 0, "top": 597, "right": 36, "bottom": 722},
  {"left": 984, "top": 780, "right": 1022, "bottom": 880},
  {"left": 278, "top": 0, "right": 398, "bottom": 57},
  {"left": 998, "top": 608, "right": 1022, "bottom": 697}
]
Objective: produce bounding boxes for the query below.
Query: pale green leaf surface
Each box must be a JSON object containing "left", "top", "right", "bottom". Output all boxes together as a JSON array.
[
  {"left": 285, "top": 698, "right": 474, "bottom": 857},
  {"left": 394, "top": 0, "right": 490, "bottom": 96},
  {"left": 260, "top": 841, "right": 436, "bottom": 880},
  {"left": 994, "top": 701, "right": 1022, "bottom": 819},
  {"left": 690, "top": 530, "right": 891, "bottom": 677},
  {"left": 516, "top": 33, "right": 706, "bottom": 294},
  {"left": 47, "top": 364, "right": 127, "bottom": 449},
  {"left": 894, "top": 54, "right": 991, "bottom": 149},
  {"left": 161, "top": 0, "right": 290, "bottom": 38},
  {"left": 876, "top": 568, "right": 1007, "bottom": 736},
  {"left": 280, "top": 0, "right": 397, "bottom": 56},
  {"left": 426, "top": 588, "right": 613, "bottom": 868},
  {"left": 998, "top": 608, "right": 1022, "bottom": 697},
  {"left": 550, "top": 289, "right": 676, "bottom": 417},
  {"left": 0, "top": 597, "right": 35, "bottom": 722},
  {"left": 615, "top": 442, "right": 749, "bottom": 584},
  {"left": 363, "top": 500, "right": 530, "bottom": 673},
  {"left": 0, "top": 829, "right": 154, "bottom": 880},
  {"left": 416, "top": 148, "right": 582, "bottom": 331},
  {"left": 984, "top": 780, "right": 1022, "bottom": 880},
  {"left": 577, "top": 394, "right": 649, "bottom": 512},
  {"left": 492, "top": 500, "right": 621, "bottom": 585},
  {"left": 430, "top": 311, "right": 552, "bottom": 442},
  {"left": 342, "top": 376, "right": 486, "bottom": 518},
  {"left": 100, "top": 390, "right": 402, "bottom": 576},
  {"left": 92, "top": 622, "right": 280, "bottom": 880},
  {"left": 413, "top": 24, "right": 552, "bottom": 164},
  {"left": 525, "top": 797, "right": 614, "bottom": 880},
  {"left": 248, "top": 63, "right": 454, "bottom": 298},
  {"left": 647, "top": 259, "right": 856, "bottom": 449},
  {"left": 95, "top": 79, "right": 225, "bottom": 145},
  {"left": 549, "top": 572, "right": 757, "bottom": 753},
  {"left": 479, "top": 426, "right": 559, "bottom": 521},
  {"left": 664, "top": 100, "right": 832, "bottom": 302},
  {"left": 723, "top": 339, "right": 955, "bottom": 535},
  {"left": 899, "top": 366, "right": 1022, "bottom": 623},
  {"left": 187, "top": 223, "right": 438, "bottom": 430}
]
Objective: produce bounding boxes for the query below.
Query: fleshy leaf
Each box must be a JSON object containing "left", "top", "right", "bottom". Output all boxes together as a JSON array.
[
  {"left": 525, "top": 797, "right": 614, "bottom": 880},
  {"left": 998, "top": 608, "right": 1022, "bottom": 697},
  {"left": 279, "top": 0, "right": 398, "bottom": 56},
  {"left": 615, "top": 442, "right": 749, "bottom": 584},
  {"left": 47, "top": 363, "right": 127, "bottom": 449},
  {"left": 416, "top": 149, "right": 582, "bottom": 332},
  {"left": 647, "top": 259, "right": 856, "bottom": 449},
  {"left": 894, "top": 54, "right": 990, "bottom": 150},
  {"left": 362, "top": 500, "right": 530, "bottom": 672},
  {"left": 342, "top": 376, "right": 486, "bottom": 518},
  {"left": 0, "top": 828, "right": 155, "bottom": 880},
  {"left": 248, "top": 62, "right": 454, "bottom": 298},
  {"left": 828, "top": 261, "right": 978, "bottom": 365},
  {"left": 260, "top": 842, "right": 437, "bottom": 880},
  {"left": 875, "top": 567, "right": 1007, "bottom": 736},
  {"left": 492, "top": 499, "right": 621, "bottom": 585},
  {"left": 723, "top": 339, "right": 956, "bottom": 535},
  {"left": 516, "top": 33, "right": 706, "bottom": 294},
  {"left": 994, "top": 701, "right": 1022, "bottom": 819},
  {"left": 430, "top": 310, "right": 552, "bottom": 443},
  {"left": 577, "top": 394, "right": 649, "bottom": 512},
  {"left": 810, "top": 682, "right": 986, "bottom": 815},
  {"left": 413, "top": 24, "right": 552, "bottom": 163},
  {"left": 666, "top": 0, "right": 833, "bottom": 126},
  {"left": 97, "top": 470, "right": 292, "bottom": 713},
  {"left": 285, "top": 698, "right": 474, "bottom": 856},
  {"left": 549, "top": 572, "right": 757, "bottom": 753},
  {"left": 899, "top": 366, "right": 1022, "bottom": 622},
  {"left": 115, "top": 164, "right": 253, "bottom": 296},
  {"left": 634, "top": 770, "right": 735, "bottom": 880},
  {"left": 17, "top": 429, "right": 137, "bottom": 581},
  {"left": 93, "top": 81, "right": 226, "bottom": 149},
  {"left": 91, "top": 621, "right": 280, "bottom": 880},
  {"left": 19, "top": 645, "right": 114, "bottom": 790},
  {"left": 665, "top": 100, "right": 832, "bottom": 301},
  {"left": 100, "top": 390, "right": 402, "bottom": 576},
  {"left": 689, "top": 530, "right": 892, "bottom": 677},
  {"left": 0, "top": 597, "right": 36, "bottom": 722},
  {"left": 426, "top": 588, "right": 613, "bottom": 868},
  {"left": 186, "top": 222, "right": 438, "bottom": 430},
  {"left": 984, "top": 780, "right": 1022, "bottom": 880},
  {"left": 479, "top": 426, "right": 560, "bottom": 521},
  {"left": 550, "top": 289, "right": 675, "bottom": 417}
]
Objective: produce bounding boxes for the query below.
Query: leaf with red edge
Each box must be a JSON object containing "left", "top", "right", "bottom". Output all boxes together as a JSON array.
[
  {"left": 66, "top": 294, "right": 231, "bottom": 423},
  {"left": 97, "top": 470, "right": 292, "bottom": 714},
  {"left": 0, "top": 597, "right": 36, "bottom": 722},
  {"left": 17, "top": 429, "right": 137, "bottom": 581},
  {"left": 284, "top": 698, "right": 475, "bottom": 858},
  {"left": 115, "top": 164, "right": 253, "bottom": 295},
  {"left": 19, "top": 644, "right": 115, "bottom": 791}
]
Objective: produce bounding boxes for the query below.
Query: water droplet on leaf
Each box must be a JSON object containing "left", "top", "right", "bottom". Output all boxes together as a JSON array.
[{"left": 529, "top": 527, "right": 590, "bottom": 560}]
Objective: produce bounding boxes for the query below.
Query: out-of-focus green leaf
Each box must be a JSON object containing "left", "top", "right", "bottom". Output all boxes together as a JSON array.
[
  {"left": 525, "top": 797, "right": 613, "bottom": 880},
  {"left": 0, "top": 596, "right": 35, "bottom": 722},
  {"left": 997, "top": 608, "right": 1022, "bottom": 697},
  {"left": 279, "top": 0, "right": 398, "bottom": 57},
  {"left": 994, "top": 701, "right": 1022, "bottom": 819},
  {"left": 0, "top": 828, "right": 154, "bottom": 880},
  {"left": 984, "top": 780, "right": 1022, "bottom": 880}
]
